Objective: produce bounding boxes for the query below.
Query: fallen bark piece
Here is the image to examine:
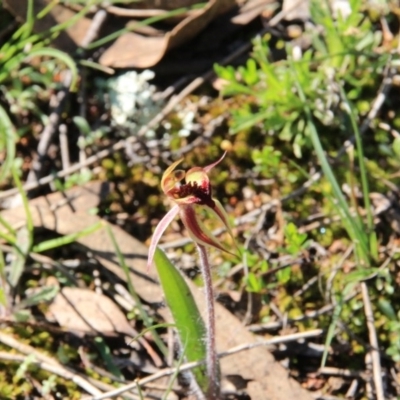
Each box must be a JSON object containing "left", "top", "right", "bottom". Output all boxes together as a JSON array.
[{"left": 48, "top": 287, "right": 137, "bottom": 336}]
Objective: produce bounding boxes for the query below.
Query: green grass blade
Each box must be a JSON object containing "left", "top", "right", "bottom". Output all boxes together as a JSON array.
[
  {"left": 321, "top": 298, "right": 342, "bottom": 367},
  {"left": 321, "top": 281, "right": 356, "bottom": 367},
  {"left": 291, "top": 61, "right": 370, "bottom": 262},
  {"left": 154, "top": 247, "right": 208, "bottom": 392},
  {"left": 46, "top": 2, "right": 96, "bottom": 36},
  {"left": 339, "top": 87, "right": 378, "bottom": 260},
  {"left": 26, "top": 48, "right": 79, "bottom": 91},
  {"left": 37, "top": 0, "right": 59, "bottom": 19},
  {"left": 0, "top": 214, "right": 16, "bottom": 237},
  {"left": 0, "top": 231, "right": 17, "bottom": 245},
  {"left": 94, "top": 336, "right": 124, "bottom": 380},
  {"left": 21, "top": 0, "right": 35, "bottom": 40},
  {"left": 6, "top": 0, "right": 35, "bottom": 44},
  {"left": 32, "top": 221, "right": 102, "bottom": 253},
  {"left": 78, "top": 59, "right": 114, "bottom": 74},
  {"left": 0, "top": 105, "right": 16, "bottom": 184},
  {"left": 136, "top": 381, "right": 145, "bottom": 400},
  {"left": 129, "top": 323, "right": 175, "bottom": 343}
]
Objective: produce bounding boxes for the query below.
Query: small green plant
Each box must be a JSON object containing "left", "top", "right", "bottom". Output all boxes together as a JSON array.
[
  {"left": 215, "top": 0, "right": 387, "bottom": 158},
  {"left": 283, "top": 222, "right": 310, "bottom": 256},
  {"left": 245, "top": 250, "right": 269, "bottom": 294}
]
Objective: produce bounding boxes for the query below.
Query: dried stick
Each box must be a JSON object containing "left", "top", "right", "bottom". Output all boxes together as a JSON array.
[
  {"left": 78, "top": 9, "right": 108, "bottom": 172},
  {"left": 59, "top": 124, "right": 70, "bottom": 170},
  {"left": 361, "top": 282, "right": 385, "bottom": 400},
  {"left": 0, "top": 332, "right": 102, "bottom": 396},
  {"left": 80, "top": 9, "right": 107, "bottom": 49}
]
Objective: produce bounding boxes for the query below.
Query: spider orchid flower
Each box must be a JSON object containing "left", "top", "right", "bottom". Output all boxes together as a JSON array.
[{"left": 147, "top": 152, "right": 238, "bottom": 269}]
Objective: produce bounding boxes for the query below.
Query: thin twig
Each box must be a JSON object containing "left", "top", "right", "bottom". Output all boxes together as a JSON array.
[
  {"left": 359, "top": 63, "right": 394, "bottom": 136},
  {"left": 0, "top": 333, "right": 103, "bottom": 396},
  {"left": 79, "top": 9, "right": 108, "bottom": 172},
  {"left": 361, "top": 282, "right": 385, "bottom": 400},
  {"left": 80, "top": 9, "right": 107, "bottom": 49},
  {"left": 345, "top": 379, "right": 359, "bottom": 398},
  {"left": 219, "top": 328, "right": 323, "bottom": 357},
  {"left": 59, "top": 124, "right": 70, "bottom": 170},
  {"left": 319, "top": 366, "right": 367, "bottom": 379},
  {"left": 293, "top": 275, "right": 319, "bottom": 298}
]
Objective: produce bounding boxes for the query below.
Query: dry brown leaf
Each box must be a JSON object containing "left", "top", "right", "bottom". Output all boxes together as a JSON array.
[
  {"left": 99, "top": 0, "right": 236, "bottom": 68},
  {"left": 48, "top": 287, "right": 136, "bottom": 337}
]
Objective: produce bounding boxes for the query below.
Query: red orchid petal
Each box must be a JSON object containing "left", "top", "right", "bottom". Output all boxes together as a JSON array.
[
  {"left": 180, "top": 205, "right": 237, "bottom": 257},
  {"left": 208, "top": 198, "right": 240, "bottom": 254},
  {"left": 147, "top": 204, "right": 180, "bottom": 270},
  {"left": 203, "top": 151, "right": 227, "bottom": 173}
]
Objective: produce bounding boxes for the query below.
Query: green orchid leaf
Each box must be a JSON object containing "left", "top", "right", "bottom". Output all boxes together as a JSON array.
[{"left": 154, "top": 248, "right": 207, "bottom": 392}]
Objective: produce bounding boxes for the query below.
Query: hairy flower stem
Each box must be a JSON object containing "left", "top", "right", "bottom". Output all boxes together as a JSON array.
[{"left": 196, "top": 244, "right": 219, "bottom": 400}]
